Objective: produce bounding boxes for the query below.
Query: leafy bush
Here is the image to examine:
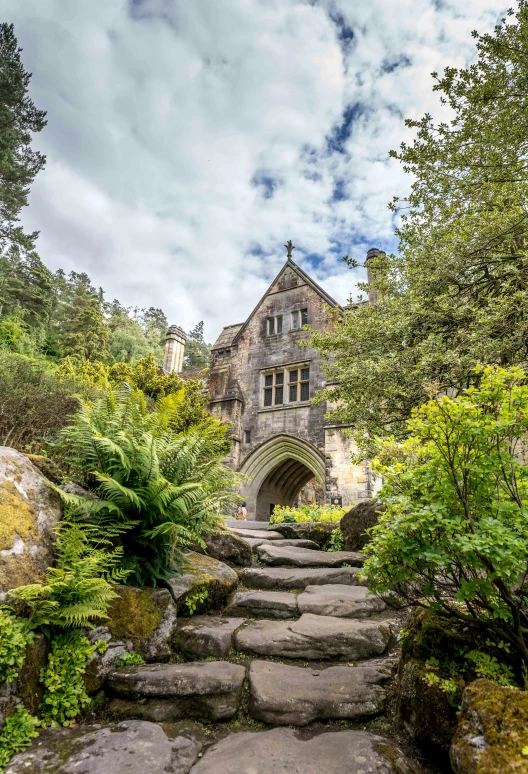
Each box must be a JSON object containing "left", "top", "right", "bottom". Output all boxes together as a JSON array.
[
  {"left": 325, "top": 527, "right": 344, "bottom": 552},
  {"left": 115, "top": 651, "right": 145, "bottom": 668},
  {"left": 0, "top": 708, "right": 39, "bottom": 770},
  {"left": 9, "top": 522, "right": 127, "bottom": 633},
  {"left": 0, "top": 608, "right": 33, "bottom": 684},
  {"left": 270, "top": 504, "right": 345, "bottom": 525},
  {"left": 39, "top": 631, "right": 96, "bottom": 726},
  {"left": 364, "top": 366, "right": 528, "bottom": 668},
  {"left": 58, "top": 388, "right": 237, "bottom": 586}
]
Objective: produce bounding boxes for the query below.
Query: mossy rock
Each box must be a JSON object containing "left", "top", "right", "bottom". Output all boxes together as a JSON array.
[
  {"left": 271, "top": 522, "right": 338, "bottom": 549},
  {"left": 340, "top": 499, "right": 384, "bottom": 551},
  {"left": 0, "top": 447, "right": 61, "bottom": 594},
  {"left": 194, "top": 530, "right": 252, "bottom": 567},
  {"left": 451, "top": 679, "right": 528, "bottom": 774},
  {"left": 22, "top": 454, "right": 64, "bottom": 485},
  {"left": 106, "top": 586, "right": 178, "bottom": 661},
  {"left": 164, "top": 551, "right": 238, "bottom": 615}
]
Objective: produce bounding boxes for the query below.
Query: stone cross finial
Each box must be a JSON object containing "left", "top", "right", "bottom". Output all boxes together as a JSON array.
[{"left": 285, "top": 239, "right": 295, "bottom": 259}]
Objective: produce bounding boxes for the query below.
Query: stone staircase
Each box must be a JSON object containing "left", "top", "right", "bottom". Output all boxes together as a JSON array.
[{"left": 93, "top": 522, "right": 416, "bottom": 772}]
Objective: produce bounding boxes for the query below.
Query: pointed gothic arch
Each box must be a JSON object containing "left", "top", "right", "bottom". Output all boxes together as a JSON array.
[{"left": 238, "top": 434, "right": 325, "bottom": 521}]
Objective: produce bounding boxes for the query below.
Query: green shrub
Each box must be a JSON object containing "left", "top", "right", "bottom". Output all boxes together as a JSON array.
[
  {"left": 0, "top": 708, "right": 39, "bottom": 770},
  {"left": 364, "top": 366, "right": 528, "bottom": 669},
  {"left": 58, "top": 387, "right": 238, "bottom": 586},
  {"left": 39, "top": 631, "right": 96, "bottom": 727},
  {"left": 0, "top": 608, "right": 33, "bottom": 684},
  {"left": 115, "top": 651, "right": 145, "bottom": 668},
  {"left": 325, "top": 527, "right": 344, "bottom": 552},
  {"left": 270, "top": 504, "right": 345, "bottom": 525},
  {"left": 10, "top": 522, "right": 127, "bottom": 633}
]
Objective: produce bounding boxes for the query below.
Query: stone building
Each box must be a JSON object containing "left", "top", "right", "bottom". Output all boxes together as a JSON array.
[{"left": 165, "top": 243, "right": 382, "bottom": 520}]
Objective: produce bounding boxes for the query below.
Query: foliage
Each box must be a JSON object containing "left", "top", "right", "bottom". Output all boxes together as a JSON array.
[
  {"left": 185, "top": 588, "right": 209, "bottom": 615},
  {"left": 0, "top": 708, "right": 39, "bottom": 771},
  {"left": 270, "top": 504, "right": 345, "bottom": 524},
  {"left": 311, "top": 5, "right": 528, "bottom": 455},
  {"left": 325, "top": 527, "right": 344, "bottom": 552},
  {"left": 115, "top": 651, "right": 145, "bottom": 668},
  {"left": 9, "top": 522, "right": 127, "bottom": 633},
  {"left": 0, "top": 608, "right": 33, "bottom": 684},
  {"left": 0, "top": 23, "right": 46, "bottom": 260},
  {"left": 183, "top": 321, "right": 211, "bottom": 371},
  {"left": 39, "top": 631, "right": 95, "bottom": 726},
  {"left": 58, "top": 387, "right": 237, "bottom": 586},
  {"left": 363, "top": 366, "right": 528, "bottom": 668},
  {"left": 465, "top": 650, "right": 516, "bottom": 687},
  {"left": 0, "top": 350, "right": 83, "bottom": 452}
]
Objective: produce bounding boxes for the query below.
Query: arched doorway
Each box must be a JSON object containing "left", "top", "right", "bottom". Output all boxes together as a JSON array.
[{"left": 238, "top": 435, "right": 326, "bottom": 521}]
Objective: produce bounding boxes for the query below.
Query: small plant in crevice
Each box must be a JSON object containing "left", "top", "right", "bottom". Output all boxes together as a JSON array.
[
  {"left": 115, "top": 651, "right": 145, "bottom": 668},
  {"left": 0, "top": 708, "right": 39, "bottom": 771},
  {"left": 0, "top": 608, "right": 33, "bottom": 684},
  {"left": 325, "top": 527, "right": 344, "bottom": 552},
  {"left": 39, "top": 631, "right": 104, "bottom": 727},
  {"left": 185, "top": 588, "right": 209, "bottom": 616}
]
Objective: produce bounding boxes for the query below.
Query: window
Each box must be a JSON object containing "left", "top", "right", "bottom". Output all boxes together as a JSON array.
[
  {"left": 245, "top": 430, "right": 251, "bottom": 443},
  {"left": 289, "top": 369, "right": 298, "bottom": 402},
  {"left": 264, "top": 388, "right": 272, "bottom": 406},
  {"left": 262, "top": 370, "right": 285, "bottom": 406},
  {"left": 291, "top": 308, "right": 308, "bottom": 330},
  {"left": 267, "top": 315, "right": 283, "bottom": 335},
  {"left": 300, "top": 367, "right": 310, "bottom": 401}
]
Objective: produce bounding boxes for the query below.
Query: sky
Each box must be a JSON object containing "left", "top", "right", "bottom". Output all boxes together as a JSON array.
[{"left": 3, "top": 0, "right": 506, "bottom": 343}]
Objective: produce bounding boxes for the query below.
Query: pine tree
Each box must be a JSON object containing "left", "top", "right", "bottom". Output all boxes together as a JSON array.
[{"left": 183, "top": 321, "right": 210, "bottom": 371}]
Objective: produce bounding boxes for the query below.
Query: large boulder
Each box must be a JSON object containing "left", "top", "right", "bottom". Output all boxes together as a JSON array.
[
  {"left": 0, "top": 447, "right": 61, "bottom": 594},
  {"left": 4, "top": 720, "right": 203, "bottom": 774},
  {"left": 164, "top": 552, "right": 238, "bottom": 614},
  {"left": 450, "top": 679, "right": 528, "bottom": 774},
  {"left": 268, "top": 522, "right": 338, "bottom": 548},
  {"left": 195, "top": 530, "right": 252, "bottom": 567},
  {"left": 340, "top": 499, "right": 384, "bottom": 551},
  {"left": 106, "top": 586, "right": 178, "bottom": 661}
]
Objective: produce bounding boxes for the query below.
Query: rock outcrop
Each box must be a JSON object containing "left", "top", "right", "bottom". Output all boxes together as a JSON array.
[
  {"left": 450, "top": 679, "right": 528, "bottom": 774},
  {"left": 106, "top": 585, "right": 178, "bottom": 661},
  {"left": 270, "top": 521, "right": 338, "bottom": 548},
  {"left": 340, "top": 499, "right": 384, "bottom": 551},
  {"left": 195, "top": 530, "right": 252, "bottom": 567},
  {"left": 0, "top": 447, "right": 61, "bottom": 594},
  {"left": 164, "top": 552, "right": 238, "bottom": 613}
]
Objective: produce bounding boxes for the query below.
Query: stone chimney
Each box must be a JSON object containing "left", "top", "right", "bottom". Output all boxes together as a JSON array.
[
  {"left": 365, "top": 247, "right": 385, "bottom": 306},
  {"left": 164, "top": 325, "right": 187, "bottom": 374}
]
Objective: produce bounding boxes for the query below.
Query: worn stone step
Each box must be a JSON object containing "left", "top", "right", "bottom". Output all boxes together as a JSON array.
[
  {"left": 188, "top": 727, "right": 420, "bottom": 774},
  {"left": 107, "top": 661, "right": 245, "bottom": 722},
  {"left": 229, "top": 528, "right": 284, "bottom": 540},
  {"left": 234, "top": 613, "right": 394, "bottom": 661},
  {"left": 242, "top": 537, "right": 320, "bottom": 550},
  {"left": 270, "top": 521, "right": 338, "bottom": 547},
  {"left": 173, "top": 616, "right": 246, "bottom": 658},
  {"left": 256, "top": 544, "right": 365, "bottom": 568},
  {"left": 249, "top": 659, "right": 393, "bottom": 725},
  {"left": 226, "top": 590, "right": 299, "bottom": 619},
  {"left": 238, "top": 565, "right": 363, "bottom": 591},
  {"left": 224, "top": 520, "right": 272, "bottom": 531},
  {"left": 297, "top": 584, "right": 386, "bottom": 618}
]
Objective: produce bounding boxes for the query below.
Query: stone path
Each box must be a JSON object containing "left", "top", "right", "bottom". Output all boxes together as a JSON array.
[{"left": 6, "top": 522, "right": 420, "bottom": 774}]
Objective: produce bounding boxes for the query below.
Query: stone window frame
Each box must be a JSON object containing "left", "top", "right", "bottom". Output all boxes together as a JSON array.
[
  {"left": 261, "top": 361, "right": 311, "bottom": 407},
  {"left": 291, "top": 308, "right": 308, "bottom": 330},
  {"left": 267, "top": 315, "right": 283, "bottom": 336}
]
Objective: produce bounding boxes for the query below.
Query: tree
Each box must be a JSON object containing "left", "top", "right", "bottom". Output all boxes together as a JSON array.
[
  {"left": 363, "top": 367, "right": 528, "bottom": 669},
  {"left": 0, "top": 23, "right": 47, "bottom": 258},
  {"left": 183, "top": 321, "right": 210, "bottom": 371},
  {"left": 311, "top": 4, "right": 528, "bottom": 454},
  {"left": 52, "top": 272, "right": 110, "bottom": 362}
]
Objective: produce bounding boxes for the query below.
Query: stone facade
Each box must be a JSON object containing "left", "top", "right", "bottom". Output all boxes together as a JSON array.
[{"left": 166, "top": 247, "right": 382, "bottom": 520}]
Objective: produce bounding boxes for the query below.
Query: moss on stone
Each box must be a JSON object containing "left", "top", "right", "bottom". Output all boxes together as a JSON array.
[
  {"left": 0, "top": 480, "right": 36, "bottom": 550},
  {"left": 107, "top": 587, "right": 166, "bottom": 643},
  {"left": 23, "top": 454, "right": 64, "bottom": 484},
  {"left": 451, "top": 679, "right": 528, "bottom": 774}
]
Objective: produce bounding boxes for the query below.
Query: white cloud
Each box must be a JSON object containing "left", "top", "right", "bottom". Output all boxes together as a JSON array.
[{"left": 1, "top": 0, "right": 506, "bottom": 341}]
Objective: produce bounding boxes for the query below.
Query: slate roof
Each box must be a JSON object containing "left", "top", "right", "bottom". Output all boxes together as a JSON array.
[{"left": 211, "top": 323, "right": 245, "bottom": 351}]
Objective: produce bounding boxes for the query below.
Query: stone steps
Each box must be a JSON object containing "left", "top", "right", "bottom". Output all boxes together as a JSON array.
[
  {"left": 234, "top": 613, "right": 395, "bottom": 661},
  {"left": 173, "top": 616, "right": 246, "bottom": 659},
  {"left": 238, "top": 565, "right": 364, "bottom": 590},
  {"left": 241, "top": 537, "right": 320, "bottom": 550},
  {"left": 226, "top": 585, "right": 386, "bottom": 620},
  {"left": 248, "top": 658, "right": 394, "bottom": 726},
  {"left": 107, "top": 661, "right": 245, "bottom": 722},
  {"left": 256, "top": 544, "right": 365, "bottom": 567}
]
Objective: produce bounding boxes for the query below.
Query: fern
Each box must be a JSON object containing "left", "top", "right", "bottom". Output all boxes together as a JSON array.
[
  {"left": 57, "top": 387, "right": 238, "bottom": 586},
  {"left": 9, "top": 522, "right": 128, "bottom": 632}
]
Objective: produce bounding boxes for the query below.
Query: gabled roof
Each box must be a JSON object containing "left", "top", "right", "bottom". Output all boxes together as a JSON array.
[
  {"left": 232, "top": 258, "right": 342, "bottom": 346},
  {"left": 232, "top": 258, "right": 342, "bottom": 345},
  {"left": 211, "top": 322, "right": 245, "bottom": 351}
]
